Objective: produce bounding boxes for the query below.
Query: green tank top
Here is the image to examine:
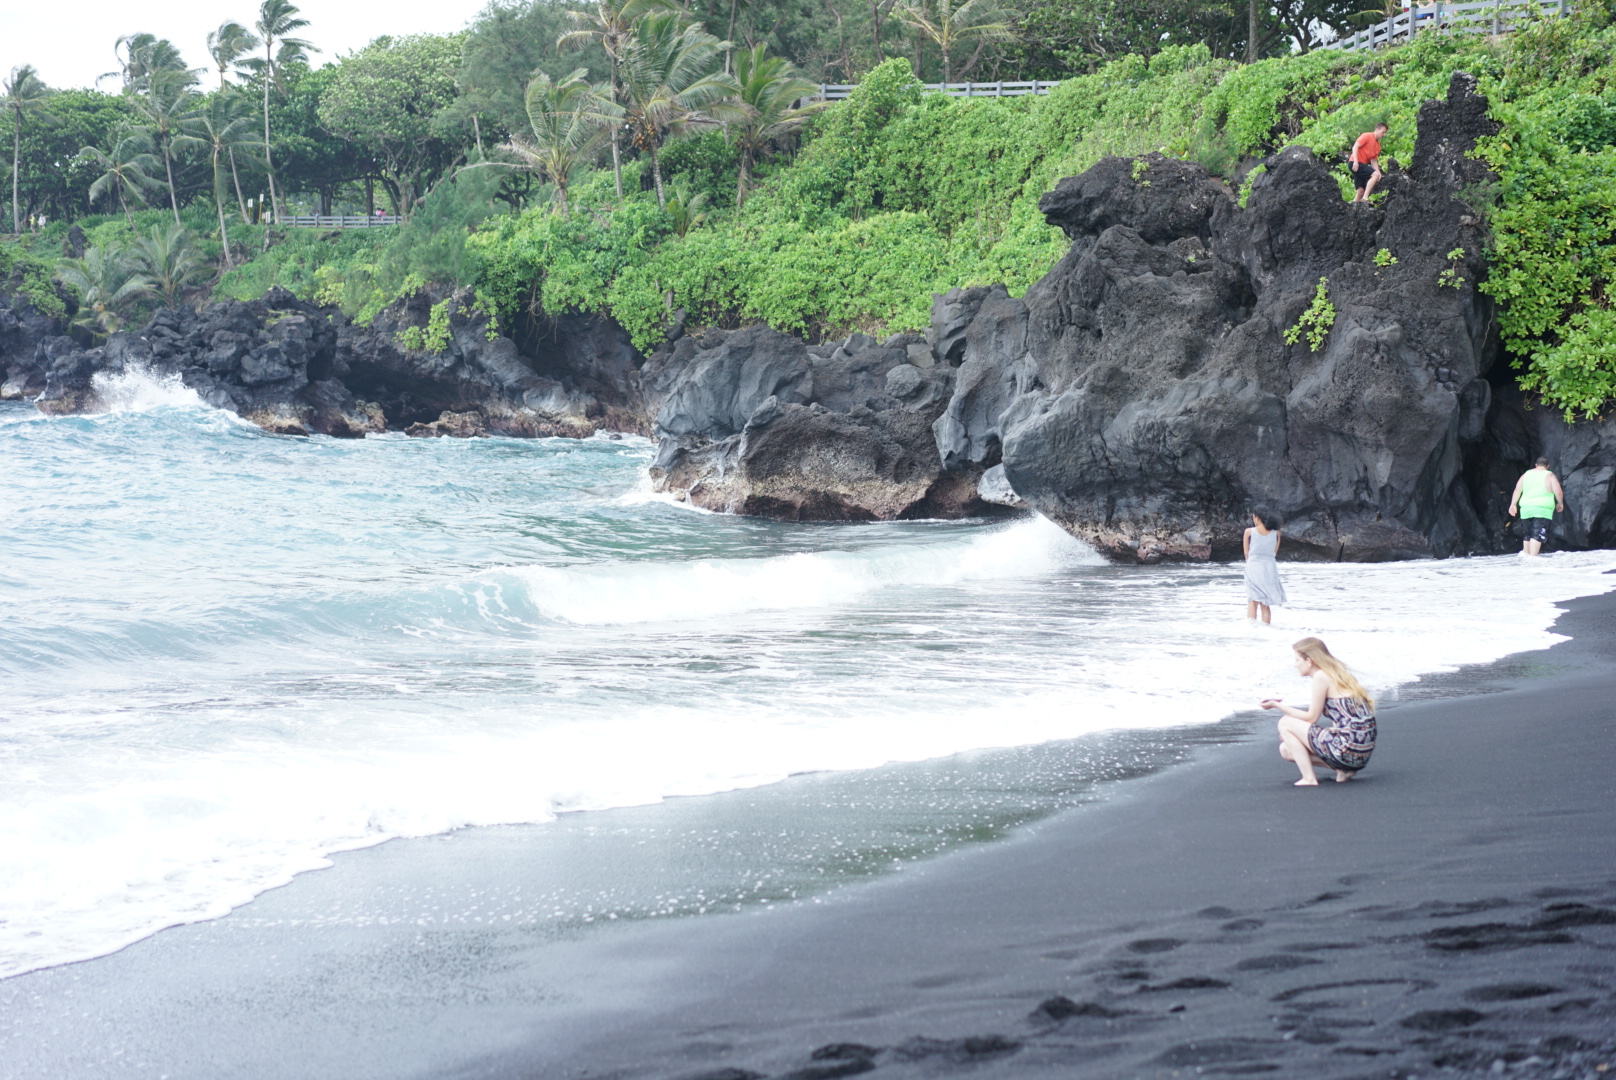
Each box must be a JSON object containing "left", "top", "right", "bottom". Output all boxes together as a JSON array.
[{"left": 1520, "top": 469, "right": 1556, "bottom": 518}]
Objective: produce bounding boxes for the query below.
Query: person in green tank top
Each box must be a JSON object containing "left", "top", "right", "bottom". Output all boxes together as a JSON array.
[{"left": 1508, "top": 456, "right": 1565, "bottom": 556}]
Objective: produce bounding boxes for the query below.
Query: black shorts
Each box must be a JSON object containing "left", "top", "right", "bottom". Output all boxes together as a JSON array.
[
  {"left": 1349, "top": 161, "right": 1377, "bottom": 189},
  {"left": 1522, "top": 517, "right": 1550, "bottom": 543}
]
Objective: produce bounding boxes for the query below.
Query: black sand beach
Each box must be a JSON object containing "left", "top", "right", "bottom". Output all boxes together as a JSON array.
[{"left": 4, "top": 589, "right": 1615, "bottom": 1080}]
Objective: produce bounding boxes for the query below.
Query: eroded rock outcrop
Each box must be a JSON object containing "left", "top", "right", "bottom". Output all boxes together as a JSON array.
[
  {"left": 940, "top": 71, "right": 1518, "bottom": 561},
  {"left": 27, "top": 285, "right": 612, "bottom": 439},
  {"left": 0, "top": 284, "right": 71, "bottom": 401},
  {"left": 645, "top": 324, "right": 998, "bottom": 520}
]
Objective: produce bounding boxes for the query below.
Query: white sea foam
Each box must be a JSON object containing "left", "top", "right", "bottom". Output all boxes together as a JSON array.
[
  {"left": 90, "top": 364, "right": 209, "bottom": 412},
  {"left": 519, "top": 516, "right": 1103, "bottom": 624}
]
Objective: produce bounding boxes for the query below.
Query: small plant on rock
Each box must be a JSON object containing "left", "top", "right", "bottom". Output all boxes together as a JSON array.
[
  {"left": 1132, "top": 158, "right": 1151, "bottom": 186},
  {"left": 1438, "top": 247, "right": 1466, "bottom": 288},
  {"left": 1237, "top": 165, "right": 1266, "bottom": 210},
  {"left": 1374, "top": 248, "right": 1398, "bottom": 268},
  {"left": 1284, "top": 277, "right": 1336, "bottom": 353},
  {"left": 423, "top": 298, "right": 454, "bottom": 352}
]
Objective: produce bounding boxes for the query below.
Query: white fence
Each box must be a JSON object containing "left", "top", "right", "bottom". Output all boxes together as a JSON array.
[
  {"left": 1323, "top": 0, "right": 1571, "bottom": 52},
  {"left": 277, "top": 215, "right": 402, "bottom": 228},
  {"left": 815, "top": 79, "right": 1055, "bottom": 100}
]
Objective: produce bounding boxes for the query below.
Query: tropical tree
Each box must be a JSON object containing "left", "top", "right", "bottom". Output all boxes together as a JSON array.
[
  {"left": 894, "top": 0, "right": 1015, "bottom": 82},
  {"left": 663, "top": 180, "right": 708, "bottom": 237},
  {"left": 128, "top": 66, "right": 200, "bottom": 225},
  {"left": 3, "top": 65, "right": 54, "bottom": 233},
  {"left": 206, "top": 20, "right": 263, "bottom": 222},
  {"left": 248, "top": 0, "right": 317, "bottom": 222},
  {"left": 317, "top": 35, "right": 467, "bottom": 217},
  {"left": 557, "top": 0, "right": 680, "bottom": 199},
  {"left": 130, "top": 223, "right": 211, "bottom": 308},
  {"left": 183, "top": 94, "right": 261, "bottom": 266},
  {"left": 10, "top": 89, "right": 130, "bottom": 224},
  {"left": 109, "top": 34, "right": 189, "bottom": 89},
  {"left": 56, "top": 243, "right": 152, "bottom": 337},
  {"left": 618, "top": 11, "right": 746, "bottom": 208},
  {"left": 78, "top": 130, "right": 165, "bottom": 227},
  {"left": 207, "top": 21, "right": 260, "bottom": 89},
  {"left": 729, "top": 44, "right": 824, "bottom": 209},
  {"left": 501, "top": 69, "right": 620, "bottom": 217}
]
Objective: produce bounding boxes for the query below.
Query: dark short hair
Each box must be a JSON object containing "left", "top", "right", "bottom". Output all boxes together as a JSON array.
[
  {"left": 1536, "top": 456, "right": 1549, "bottom": 466},
  {"left": 1251, "top": 507, "right": 1283, "bottom": 530},
  {"left": 1374, "top": 122, "right": 1389, "bottom": 131}
]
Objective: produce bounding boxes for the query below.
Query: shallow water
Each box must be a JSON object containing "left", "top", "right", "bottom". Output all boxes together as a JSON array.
[{"left": 3, "top": 377, "right": 1614, "bottom": 980}]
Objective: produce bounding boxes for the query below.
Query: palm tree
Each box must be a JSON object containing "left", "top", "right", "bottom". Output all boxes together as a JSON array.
[
  {"left": 131, "top": 222, "right": 211, "bottom": 308},
  {"left": 207, "top": 22, "right": 260, "bottom": 89},
  {"left": 618, "top": 11, "right": 746, "bottom": 208},
  {"left": 502, "top": 69, "right": 621, "bottom": 218},
  {"left": 128, "top": 66, "right": 201, "bottom": 226},
  {"left": 183, "top": 94, "right": 261, "bottom": 266},
  {"left": 663, "top": 180, "right": 708, "bottom": 237},
  {"left": 558, "top": 0, "right": 680, "bottom": 199},
  {"left": 894, "top": 0, "right": 1015, "bottom": 83},
  {"left": 56, "top": 244, "right": 152, "bottom": 337},
  {"left": 109, "top": 34, "right": 189, "bottom": 88},
  {"left": 3, "top": 65, "right": 54, "bottom": 234},
  {"left": 730, "top": 45, "right": 824, "bottom": 209},
  {"left": 249, "top": 0, "right": 317, "bottom": 222},
  {"left": 207, "top": 21, "right": 262, "bottom": 221},
  {"left": 78, "top": 130, "right": 165, "bottom": 228}
]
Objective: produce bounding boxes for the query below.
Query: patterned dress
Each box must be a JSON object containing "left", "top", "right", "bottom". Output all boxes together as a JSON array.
[
  {"left": 1244, "top": 528, "right": 1287, "bottom": 606},
  {"left": 1308, "top": 696, "right": 1377, "bottom": 772}
]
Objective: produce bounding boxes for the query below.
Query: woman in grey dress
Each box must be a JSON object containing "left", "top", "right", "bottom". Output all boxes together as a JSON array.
[{"left": 1243, "top": 510, "right": 1286, "bottom": 624}]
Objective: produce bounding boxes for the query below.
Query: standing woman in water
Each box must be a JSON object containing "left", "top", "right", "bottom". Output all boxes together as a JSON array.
[
  {"left": 1262, "top": 637, "right": 1377, "bottom": 786},
  {"left": 1243, "top": 509, "right": 1286, "bottom": 624}
]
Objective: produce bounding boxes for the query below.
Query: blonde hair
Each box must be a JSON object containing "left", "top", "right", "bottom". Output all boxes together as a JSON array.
[{"left": 1293, "top": 637, "right": 1374, "bottom": 707}]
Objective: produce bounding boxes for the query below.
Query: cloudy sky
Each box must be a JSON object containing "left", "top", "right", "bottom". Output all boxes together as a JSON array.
[{"left": 2, "top": 0, "right": 491, "bottom": 90}]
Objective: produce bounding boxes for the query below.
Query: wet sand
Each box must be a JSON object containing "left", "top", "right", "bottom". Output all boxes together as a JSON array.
[{"left": 3, "top": 591, "right": 1614, "bottom": 1080}]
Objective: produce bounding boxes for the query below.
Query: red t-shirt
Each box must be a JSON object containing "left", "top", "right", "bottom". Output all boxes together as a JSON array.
[{"left": 1351, "top": 132, "right": 1382, "bottom": 165}]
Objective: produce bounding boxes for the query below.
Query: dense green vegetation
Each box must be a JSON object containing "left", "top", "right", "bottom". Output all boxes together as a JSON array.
[{"left": 3, "top": 0, "right": 1616, "bottom": 417}]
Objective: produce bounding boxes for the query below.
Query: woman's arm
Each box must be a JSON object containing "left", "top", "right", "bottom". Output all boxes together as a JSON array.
[
  {"left": 1271, "top": 673, "right": 1329, "bottom": 723},
  {"left": 1243, "top": 528, "right": 1252, "bottom": 559},
  {"left": 1274, "top": 530, "right": 1281, "bottom": 557}
]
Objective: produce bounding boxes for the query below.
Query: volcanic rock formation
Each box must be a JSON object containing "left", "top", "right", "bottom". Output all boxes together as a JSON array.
[
  {"left": 643, "top": 324, "right": 996, "bottom": 519},
  {"left": 935, "top": 71, "right": 1508, "bottom": 561},
  {"left": 22, "top": 286, "right": 603, "bottom": 439}
]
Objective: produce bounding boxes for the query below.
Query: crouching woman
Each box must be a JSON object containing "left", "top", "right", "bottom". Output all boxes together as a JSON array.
[{"left": 1261, "top": 637, "right": 1376, "bottom": 786}]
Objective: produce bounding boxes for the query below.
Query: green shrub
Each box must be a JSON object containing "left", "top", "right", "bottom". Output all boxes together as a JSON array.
[{"left": 0, "top": 240, "right": 66, "bottom": 319}]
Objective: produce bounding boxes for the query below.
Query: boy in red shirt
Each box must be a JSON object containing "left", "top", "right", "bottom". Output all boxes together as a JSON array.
[{"left": 1348, "top": 123, "right": 1387, "bottom": 203}]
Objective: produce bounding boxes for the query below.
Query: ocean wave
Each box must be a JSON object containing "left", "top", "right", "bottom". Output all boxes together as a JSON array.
[{"left": 515, "top": 516, "right": 1105, "bottom": 625}]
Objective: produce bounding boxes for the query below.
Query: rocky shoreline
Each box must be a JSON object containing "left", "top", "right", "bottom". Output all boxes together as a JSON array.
[{"left": 4, "top": 72, "right": 1613, "bottom": 560}]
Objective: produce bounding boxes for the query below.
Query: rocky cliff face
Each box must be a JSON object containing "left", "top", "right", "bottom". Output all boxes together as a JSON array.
[
  {"left": 936, "top": 71, "right": 1509, "bottom": 561},
  {"left": 0, "top": 287, "right": 69, "bottom": 402},
  {"left": 18, "top": 286, "right": 606, "bottom": 439},
  {"left": 642, "top": 324, "right": 1001, "bottom": 520}
]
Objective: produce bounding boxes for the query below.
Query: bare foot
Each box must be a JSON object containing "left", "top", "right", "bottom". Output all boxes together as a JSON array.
[
  {"left": 1335, "top": 770, "right": 1354, "bottom": 783},
  {"left": 1294, "top": 777, "right": 1319, "bottom": 786}
]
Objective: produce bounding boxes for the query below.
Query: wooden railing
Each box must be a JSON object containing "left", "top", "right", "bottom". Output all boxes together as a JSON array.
[
  {"left": 1323, "top": 0, "right": 1570, "bottom": 52},
  {"left": 815, "top": 79, "right": 1054, "bottom": 100},
  {"left": 277, "top": 214, "right": 402, "bottom": 228}
]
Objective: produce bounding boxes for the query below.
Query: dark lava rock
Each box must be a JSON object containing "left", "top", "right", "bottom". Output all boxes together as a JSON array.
[
  {"left": 933, "top": 72, "right": 1588, "bottom": 562},
  {"left": 0, "top": 284, "right": 72, "bottom": 401},
  {"left": 647, "top": 325, "right": 1000, "bottom": 520},
  {"left": 27, "top": 285, "right": 609, "bottom": 440}
]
